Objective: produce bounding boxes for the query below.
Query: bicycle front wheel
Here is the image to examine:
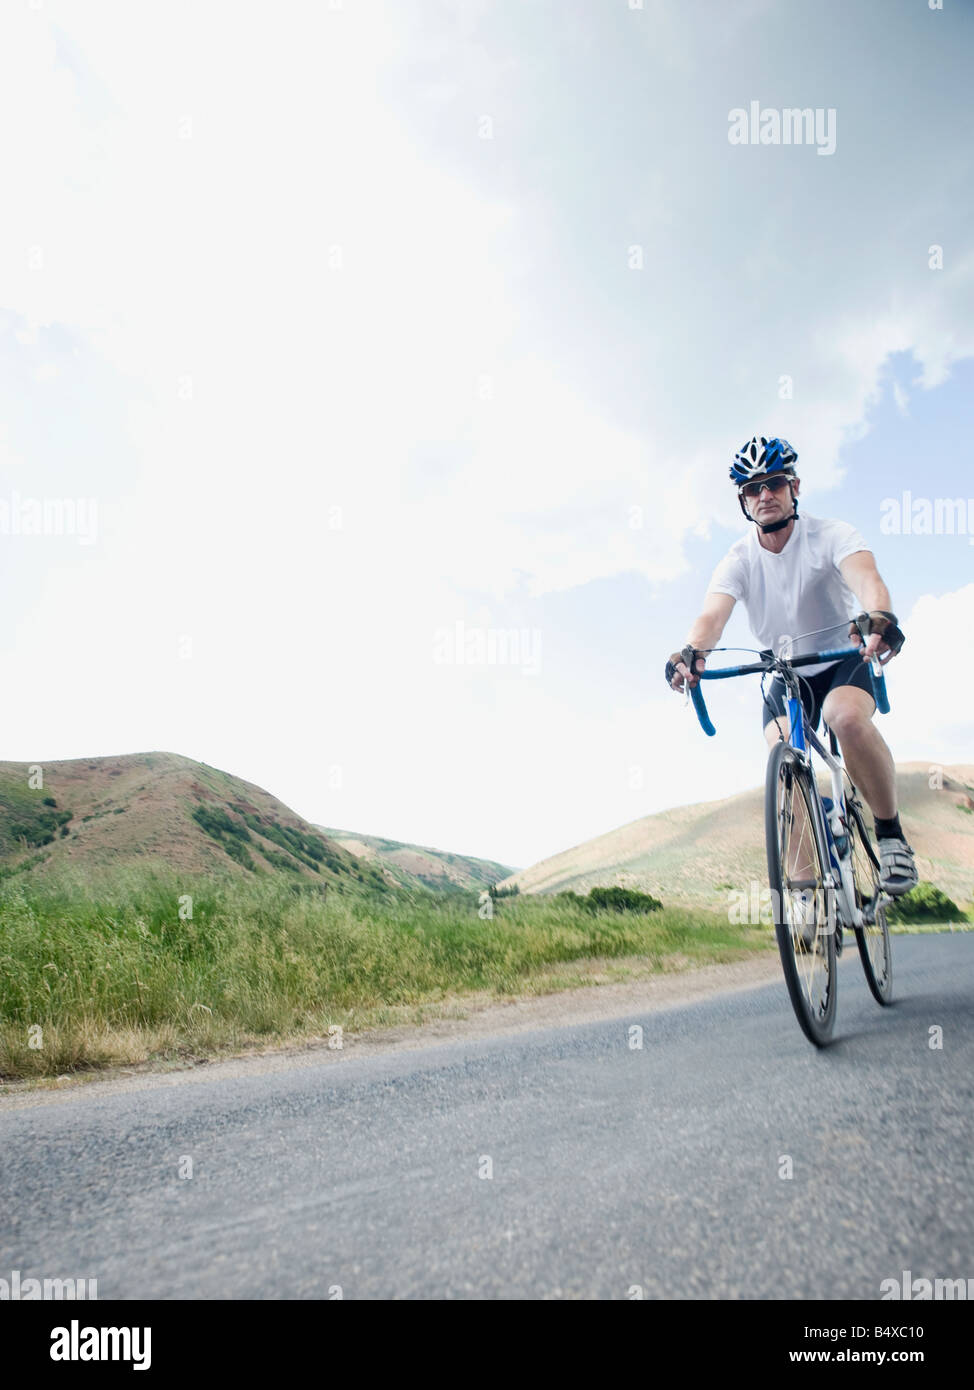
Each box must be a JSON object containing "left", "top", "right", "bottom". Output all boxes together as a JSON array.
[
  {"left": 845, "top": 789, "right": 893, "bottom": 1005},
  {"left": 765, "top": 740, "right": 837, "bottom": 1046}
]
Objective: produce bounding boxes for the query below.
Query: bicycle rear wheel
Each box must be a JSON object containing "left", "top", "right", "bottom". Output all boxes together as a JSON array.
[
  {"left": 766, "top": 740, "right": 837, "bottom": 1046},
  {"left": 845, "top": 787, "right": 893, "bottom": 1005}
]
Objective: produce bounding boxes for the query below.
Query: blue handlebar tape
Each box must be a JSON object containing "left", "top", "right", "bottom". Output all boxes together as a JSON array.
[
  {"left": 870, "top": 660, "right": 890, "bottom": 714},
  {"left": 690, "top": 683, "right": 716, "bottom": 736},
  {"left": 691, "top": 647, "right": 889, "bottom": 727}
]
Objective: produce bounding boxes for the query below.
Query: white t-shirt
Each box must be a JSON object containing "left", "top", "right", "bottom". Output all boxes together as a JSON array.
[{"left": 707, "top": 514, "right": 869, "bottom": 675}]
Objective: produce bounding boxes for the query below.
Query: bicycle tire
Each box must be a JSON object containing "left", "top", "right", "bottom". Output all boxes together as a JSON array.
[
  {"left": 844, "top": 788, "right": 893, "bottom": 1005},
  {"left": 765, "top": 740, "right": 837, "bottom": 1046}
]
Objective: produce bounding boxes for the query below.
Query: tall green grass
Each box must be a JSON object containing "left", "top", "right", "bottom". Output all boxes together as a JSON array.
[{"left": 0, "top": 862, "right": 770, "bottom": 1080}]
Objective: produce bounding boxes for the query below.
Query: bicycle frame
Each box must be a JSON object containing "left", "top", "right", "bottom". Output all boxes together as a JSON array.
[
  {"left": 689, "top": 642, "right": 891, "bottom": 932},
  {"left": 789, "top": 704, "right": 863, "bottom": 932}
]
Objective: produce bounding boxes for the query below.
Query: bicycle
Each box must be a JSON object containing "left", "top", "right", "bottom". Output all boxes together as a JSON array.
[{"left": 685, "top": 625, "right": 894, "bottom": 1046}]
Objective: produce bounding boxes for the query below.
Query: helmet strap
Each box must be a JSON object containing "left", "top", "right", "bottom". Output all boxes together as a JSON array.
[{"left": 739, "top": 481, "right": 799, "bottom": 533}]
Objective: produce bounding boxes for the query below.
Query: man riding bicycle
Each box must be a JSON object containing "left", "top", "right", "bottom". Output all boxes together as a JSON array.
[{"left": 666, "top": 435, "right": 917, "bottom": 897}]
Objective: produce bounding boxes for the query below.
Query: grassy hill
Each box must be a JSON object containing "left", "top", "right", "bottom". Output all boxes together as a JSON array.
[
  {"left": 0, "top": 752, "right": 389, "bottom": 894},
  {"left": 500, "top": 763, "right": 974, "bottom": 911},
  {"left": 317, "top": 826, "right": 516, "bottom": 894}
]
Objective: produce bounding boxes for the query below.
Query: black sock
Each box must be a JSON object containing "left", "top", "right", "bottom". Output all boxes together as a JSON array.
[{"left": 874, "top": 814, "right": 903, "bottom": 840}]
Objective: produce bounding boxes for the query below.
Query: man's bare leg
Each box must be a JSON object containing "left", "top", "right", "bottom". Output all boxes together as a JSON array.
[
  {"left": 820, "top": 686, "right": 896, "bottom": 819},
  {"left": 821, "top": 684, "right": 916, "bottom": 893},
  {"left": 763, "top": 716, "right": 788, "bottom": 753}
]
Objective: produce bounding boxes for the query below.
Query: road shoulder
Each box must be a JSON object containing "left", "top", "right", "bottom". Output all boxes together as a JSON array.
[{"left": 0, "top": 955, "right": 782, "bottom": 1110}]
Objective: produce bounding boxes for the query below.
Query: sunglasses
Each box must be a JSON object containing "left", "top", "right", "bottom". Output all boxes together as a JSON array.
[{"left": 740, "top": 475, "right": 792, "bottom": 500}]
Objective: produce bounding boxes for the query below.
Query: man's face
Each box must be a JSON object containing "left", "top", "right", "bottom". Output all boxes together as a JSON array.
[{"left": 740, "top": 472, "right": 799, "bottom": 524}]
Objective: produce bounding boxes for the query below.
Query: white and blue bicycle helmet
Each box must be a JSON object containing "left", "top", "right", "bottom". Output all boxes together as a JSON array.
[
  {"left": 730, "top": 435, "right": 798, "bottom": 484},
  {"left": 730, "top": 435, "right": 799, "bottom": 533}
]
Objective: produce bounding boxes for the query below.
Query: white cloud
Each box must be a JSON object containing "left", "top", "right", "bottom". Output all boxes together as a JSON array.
[
  {"left": 879, "top": 584, "right": 974, "bottom": 762},
  {"left": 3, "top": 2, "right": 973, "bottom": 607},
  {"left": 1, "top": 1, "right": 972, "bottom": 865}
]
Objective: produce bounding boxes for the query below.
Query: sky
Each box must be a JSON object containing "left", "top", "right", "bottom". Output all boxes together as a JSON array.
[{"left": 1, "top": 0, "right": 972, "bottom": 870}]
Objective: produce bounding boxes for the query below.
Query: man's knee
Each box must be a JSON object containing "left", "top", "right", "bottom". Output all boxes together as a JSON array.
[{"left": 824, "top": 692, "right": 874, "bottom": 742}]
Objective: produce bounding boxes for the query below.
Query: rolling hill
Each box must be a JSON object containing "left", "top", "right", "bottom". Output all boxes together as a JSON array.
[
  {"left": 0, "top": 752, "right": 389, "bottom": 894},
  {"left": 499, "top": 763, "right": 974, "bottom": 911},
  {"left": 317, "top": 826, "right": 516, "bottom": 894},
  {"left": 6, "top": 753, "right": 968, "bottom": 913}
]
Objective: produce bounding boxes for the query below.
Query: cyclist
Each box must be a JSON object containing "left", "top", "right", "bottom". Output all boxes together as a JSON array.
[{"left": 665, "top": 435, "right": 917, "bottom": 897}]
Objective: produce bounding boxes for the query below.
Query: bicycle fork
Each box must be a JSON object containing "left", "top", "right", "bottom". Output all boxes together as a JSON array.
[
  {"left": 798, "top": 713, "right": 885, "bottom": 931},
  {"left": 788, "top": 699, "right": 854, "bottom": 933}
]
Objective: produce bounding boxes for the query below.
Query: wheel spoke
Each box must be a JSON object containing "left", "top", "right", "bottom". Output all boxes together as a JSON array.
[
  {"left": 767, "top": 744, "right": 837, "bottom": 1043},
  {"left": 845, "top": 786, "right": 893, "bottom": 1003},
  {"left": 778, "top": 770, "right": 830, "bottom": 1015}
]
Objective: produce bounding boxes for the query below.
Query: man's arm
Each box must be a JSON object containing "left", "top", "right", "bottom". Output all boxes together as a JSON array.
[
  {"left": 838, "top": 550, "right": 901, "bottom": 660},
  {"left": 839, "top": 550, "right": 892, "bottom": 612},
  {"left": 668, "top": 592, "right": 736, "bottom": 690}
]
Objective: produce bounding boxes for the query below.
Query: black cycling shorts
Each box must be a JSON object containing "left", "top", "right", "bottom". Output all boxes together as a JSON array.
[{"left": 762, "top": 650, "right": 875, "bottom": 732}]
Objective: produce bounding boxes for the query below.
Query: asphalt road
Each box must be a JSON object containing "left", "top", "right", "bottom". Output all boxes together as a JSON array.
[{"left": 2, "top": 935, "right": 972, "bottom": 1299}]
